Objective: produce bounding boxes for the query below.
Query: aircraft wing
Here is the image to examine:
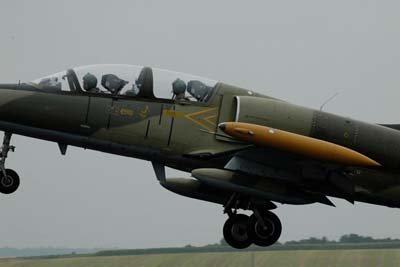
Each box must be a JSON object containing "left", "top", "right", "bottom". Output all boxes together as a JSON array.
[
  {"left": 163, "top": 121, "right": 389, "bottom": 207},
  {"left": 210, "top": 122, "right": 385, "bottom": 205},
  {"left": 185, "top": 122, "right": 383, "bottom": 206}
]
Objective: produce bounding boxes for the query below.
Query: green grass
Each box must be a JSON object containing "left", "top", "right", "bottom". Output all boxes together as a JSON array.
[
  {"left": 94, "top": 241, "right": 400, "bottom": 256},
  {"left": 1, "top": 249, "right": 400, "bottom": 267}
]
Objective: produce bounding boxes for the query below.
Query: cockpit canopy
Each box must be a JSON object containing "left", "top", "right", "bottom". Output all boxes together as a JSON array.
[{"left": 32, "top": 65, "right": 218, "bottom": 103}]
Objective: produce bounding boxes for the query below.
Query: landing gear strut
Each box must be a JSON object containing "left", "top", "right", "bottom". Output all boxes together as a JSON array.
[
  {"left": 0, "top": 133, "right": 19, "bottom": 194},
  {"left": 222, "top": 194, "right": 282, "bottom": 249}
]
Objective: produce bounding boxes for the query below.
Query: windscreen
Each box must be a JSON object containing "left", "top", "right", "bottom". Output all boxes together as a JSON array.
[{"left": 32, "top": 65, "right": 218, "bottom": 103}]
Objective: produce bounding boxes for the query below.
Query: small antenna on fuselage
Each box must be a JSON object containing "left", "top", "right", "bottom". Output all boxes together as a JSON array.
[{"left": 320, "top": 92, "right": 339, "bottom": 111}]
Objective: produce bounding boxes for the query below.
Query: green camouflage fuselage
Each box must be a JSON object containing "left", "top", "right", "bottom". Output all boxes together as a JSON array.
[{"left": 0, "top": 82, "right": 400, "bottom": 208}]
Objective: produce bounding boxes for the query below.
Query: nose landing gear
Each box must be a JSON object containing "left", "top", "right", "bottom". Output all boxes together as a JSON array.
[
  {"left": 0, "top": 133, "right": 19, "bottom": 194},
  {"left": 222, "top": 195, "right": 282, "bottom": 249}
]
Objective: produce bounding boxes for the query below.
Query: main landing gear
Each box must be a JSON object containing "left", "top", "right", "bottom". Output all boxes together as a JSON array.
[
  {"left": 222, "top": 194, "right": 282, "bottom": 249},
  {"left": 0, "top": 133, "right": 19, "bottom": 194}
]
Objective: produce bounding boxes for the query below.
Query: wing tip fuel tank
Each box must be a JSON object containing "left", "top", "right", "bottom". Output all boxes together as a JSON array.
[{"left": 218, "top": 122, "right": 381, "bottom": 168}]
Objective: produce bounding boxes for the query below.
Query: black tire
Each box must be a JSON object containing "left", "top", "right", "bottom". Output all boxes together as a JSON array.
[
  {"left": 223, "top": 214, "right": 252, "bottom": 249},
  {"left": 0, "top": 169, "right": 20, "bottom": 194},
  {"left": 249, "top": 211, "right": 282, "bottom": 247}
]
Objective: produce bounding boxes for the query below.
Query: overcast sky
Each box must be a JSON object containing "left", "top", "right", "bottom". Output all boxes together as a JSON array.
[{"left": 0, "top": 0, "right": 400, "bottom": 249}]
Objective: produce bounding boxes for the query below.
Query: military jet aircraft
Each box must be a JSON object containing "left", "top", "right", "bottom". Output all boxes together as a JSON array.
[{"left": 0, "top": 64, "right": 398, "bottom": 249}]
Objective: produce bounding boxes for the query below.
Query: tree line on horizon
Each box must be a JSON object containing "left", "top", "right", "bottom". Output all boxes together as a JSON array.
[
  {"left": 213, "top": 233, "right": 400, "bottom": 247},
  {"left": 284, "top": 234, "right": 400, "bottom": 245}
]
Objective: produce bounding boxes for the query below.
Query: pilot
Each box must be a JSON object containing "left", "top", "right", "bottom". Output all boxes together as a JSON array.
[
  {"left": 172, "top": 78, "right": 189, "bottom": 101},
  {"left": 83, "top": 73, "right": 100, "bottom": 93}
]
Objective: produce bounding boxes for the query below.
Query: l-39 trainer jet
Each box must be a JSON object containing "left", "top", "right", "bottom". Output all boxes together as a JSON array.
[{"left": 0, "top": 64, "right": 397, "bottom": 249}]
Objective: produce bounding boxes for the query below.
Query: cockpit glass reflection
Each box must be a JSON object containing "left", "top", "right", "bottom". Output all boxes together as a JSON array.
[{"left": 32, "top": 65, "right": 217, "bottom": 103}]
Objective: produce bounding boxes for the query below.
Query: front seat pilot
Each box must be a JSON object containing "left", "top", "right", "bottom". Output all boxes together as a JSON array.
[
  {"left": 83, "top": 73, "right": 100, "bottom": 93},
  {"left": 172, "top": 78, "right": 189, "bottom": 101}
]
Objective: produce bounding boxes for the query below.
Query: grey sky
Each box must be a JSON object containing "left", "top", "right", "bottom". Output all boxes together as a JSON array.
[{"left": 0, "top": 0, "right": 400, "bottom": 248}]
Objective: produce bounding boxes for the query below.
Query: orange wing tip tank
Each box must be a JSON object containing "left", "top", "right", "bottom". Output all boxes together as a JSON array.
[
  {"left": 218, "top": 122, "right": 381, "bottom": 168},
  {"left": 234, "top": 128, "right": 254, "bottom": 135}
]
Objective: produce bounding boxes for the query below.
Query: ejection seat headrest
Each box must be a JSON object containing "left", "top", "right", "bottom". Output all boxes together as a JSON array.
[{"left": 136, "top": 67, "right": 155, "bottom": 98}]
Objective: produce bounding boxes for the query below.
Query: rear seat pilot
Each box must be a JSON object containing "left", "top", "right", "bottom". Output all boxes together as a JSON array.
[{"left": 83, "top": 73, "right": 101, "bottom": 93}]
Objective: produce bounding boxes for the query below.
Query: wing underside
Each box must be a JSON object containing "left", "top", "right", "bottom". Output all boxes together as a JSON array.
[{"left": 162, "top": 117, "right": 397, "bottom": 208}]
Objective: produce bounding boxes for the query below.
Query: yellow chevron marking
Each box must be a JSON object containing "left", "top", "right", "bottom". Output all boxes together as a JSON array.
[
  {"left": 204, "top": 115, "right": 217, "bottom": 126},
  {"left": 185, "top": 108, "right": 218, "bottom": 132}
]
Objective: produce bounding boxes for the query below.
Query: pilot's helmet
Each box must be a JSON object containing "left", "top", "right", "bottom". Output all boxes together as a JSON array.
[
  {"left": 83, "top": 73, "right": 98, "bottom": 90},
  {"left": 172, "top": 78, "right": 187, "bottom": 95}
]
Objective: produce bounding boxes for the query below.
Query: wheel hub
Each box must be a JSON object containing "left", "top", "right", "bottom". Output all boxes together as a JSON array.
[
  {"left": 1, "top": 175, "right": 13, "bottom": 187},
  {"left": 223, "top": 214, "right": 252, "bottom": 249},
  {"left": 254, "top": 220, "right": 274, "bottom": 239},
  {"left": 231, "top": 222, "right": 249, "bottom": 241}
]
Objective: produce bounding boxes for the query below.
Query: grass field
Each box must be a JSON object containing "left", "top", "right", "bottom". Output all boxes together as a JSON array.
[{"left": 0, "top": 249, "right": 400, "bottom": 267}]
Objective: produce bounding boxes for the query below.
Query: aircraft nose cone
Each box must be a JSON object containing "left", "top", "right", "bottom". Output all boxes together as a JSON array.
[{"left": 218, "top": 123, "right": 226, "bottom": 131}]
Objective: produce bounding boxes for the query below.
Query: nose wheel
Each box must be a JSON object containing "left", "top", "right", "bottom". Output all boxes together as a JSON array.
[
  {"left": 0, "top": 133, "right": 19, "bottom": 194},
  {"left": 0, "top": 169, "right": 19, "bottom": 194}
]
